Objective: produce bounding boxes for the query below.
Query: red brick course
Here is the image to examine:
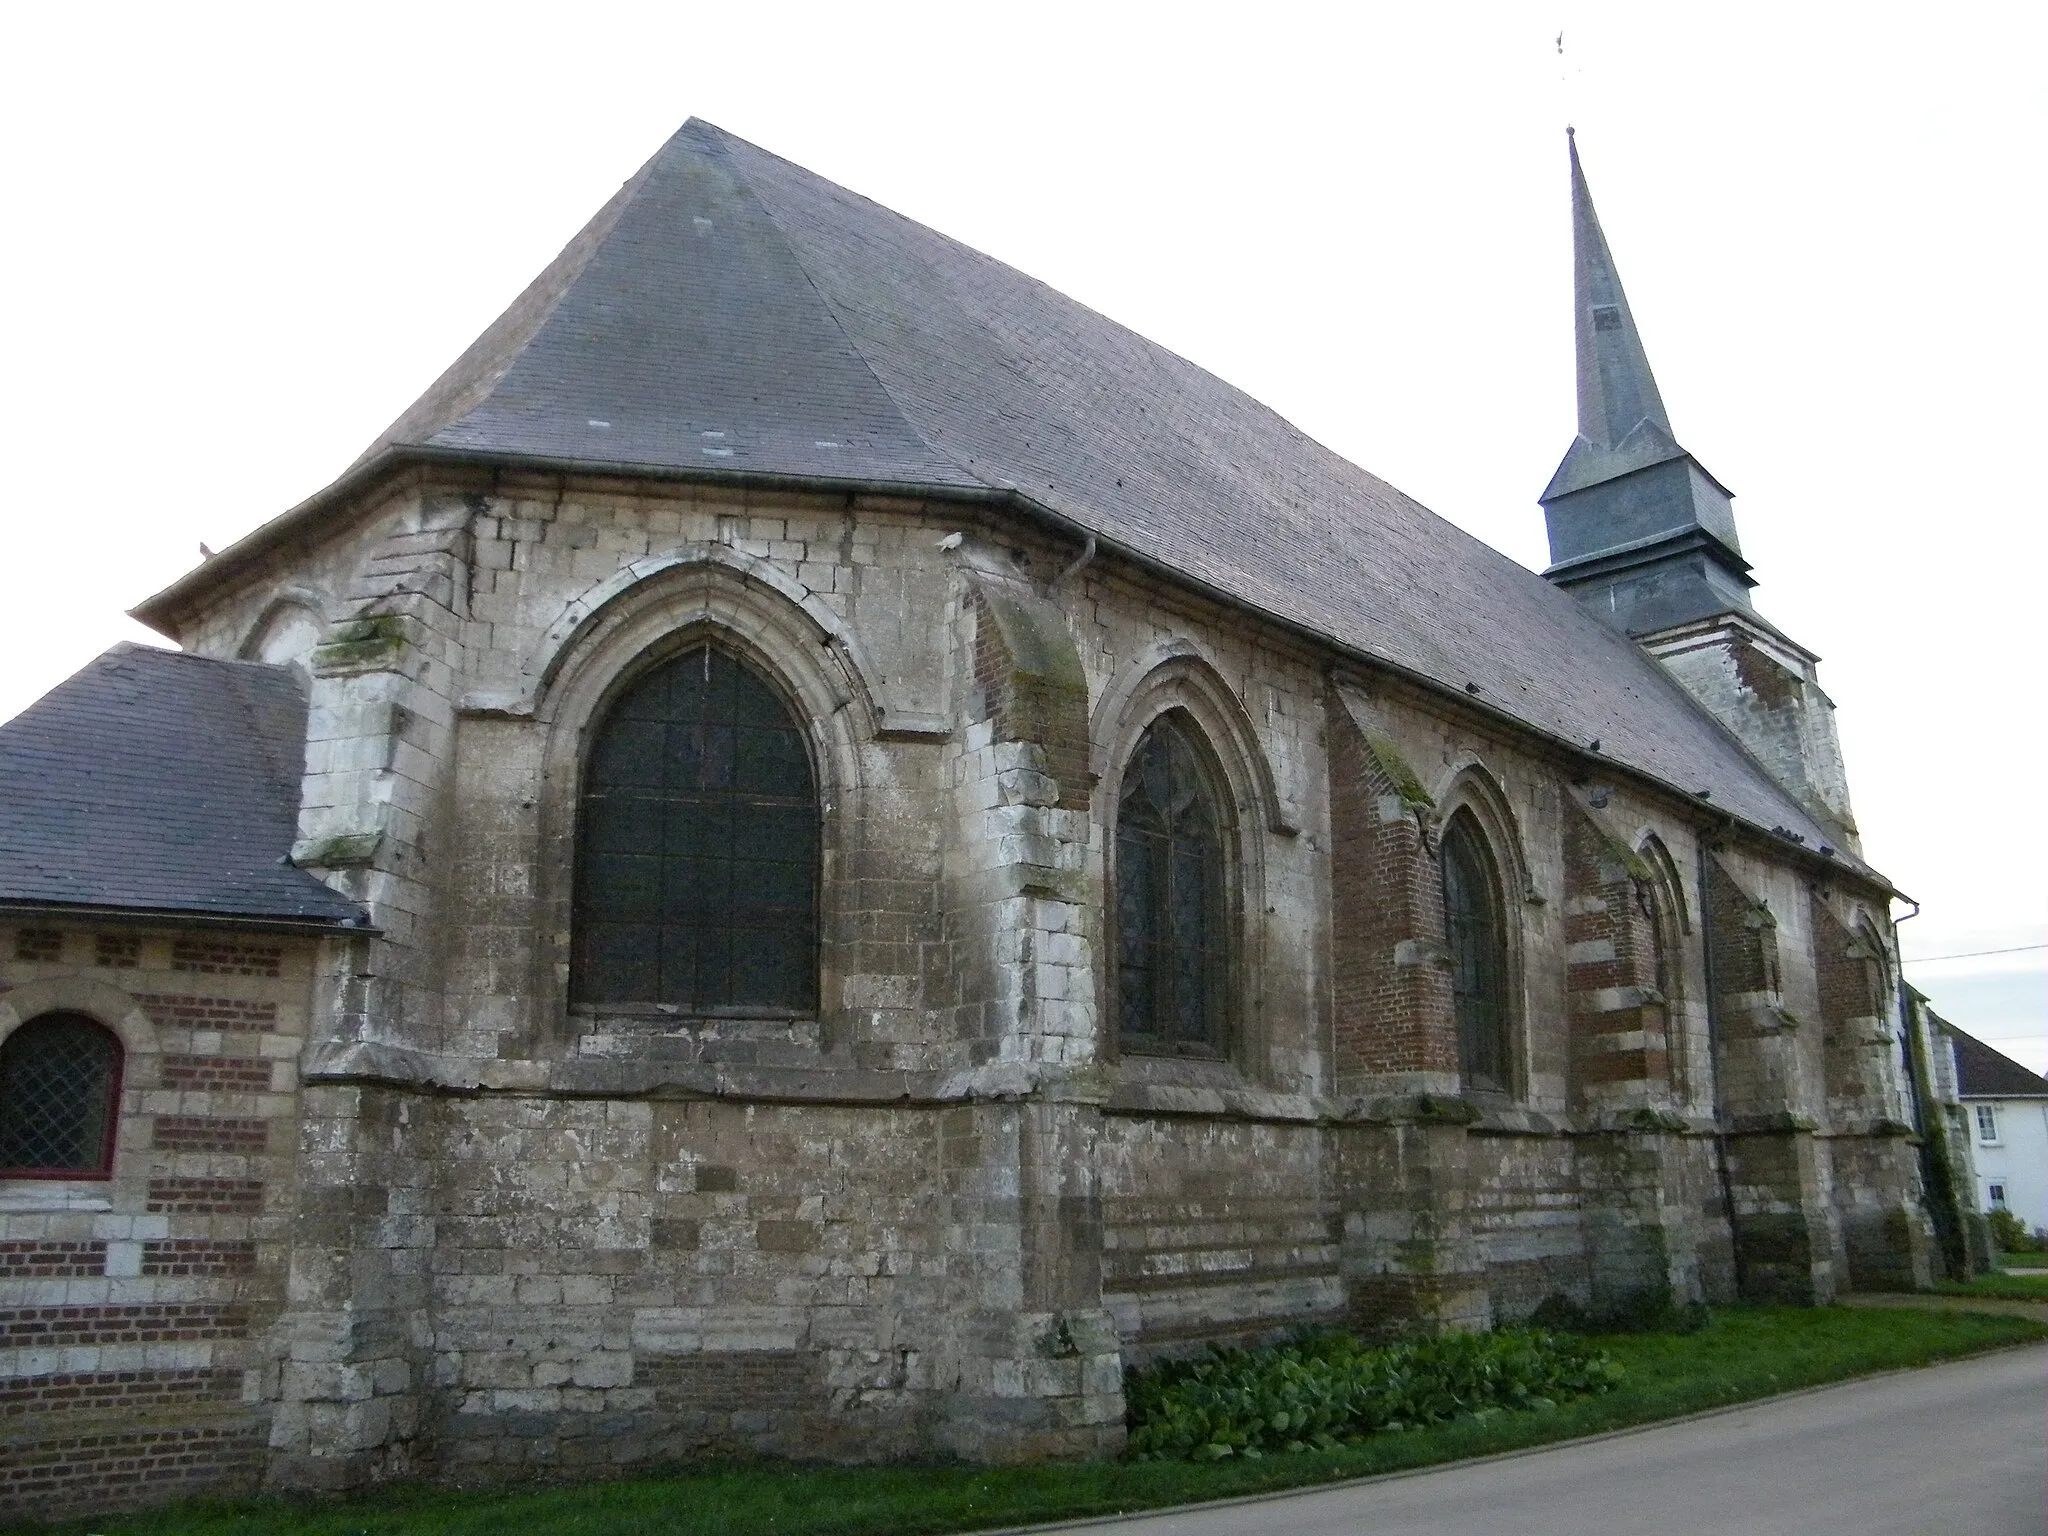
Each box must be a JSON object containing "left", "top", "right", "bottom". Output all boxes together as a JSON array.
[
  {"left": 0, "top": 1367, "right": 238, "bottom": 1417},
  {"left": 146, "top": 1178, "right": 264, "bottom": 1215},
  {"left": 151, "top": 1116, "right": 270, "bottom": 1154},
  {"left": 160, "top": 1054, "right": 274, "bottom": 1091},
  {"left": 168, "top": 939, "right": 282, "bottom": 978},
  {"left": 134, "top": 994, "right": 279, "bottom": 1031},
  {"left": 0, "top": 1419, "right": 262, "bottom": 1518},
  {"left": 0, "top": 1304, "right": 248, "bottom": 1348},
  {"left": 140, "top": 1240, "right": 257, "bottom": 1277},
  {"left": 0, "top": 1242, "right": 106, "bottom": 1279}
]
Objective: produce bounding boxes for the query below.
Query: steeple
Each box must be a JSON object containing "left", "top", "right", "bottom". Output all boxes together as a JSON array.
[
  {"left": 1538, "top": 133, "right": 1861, "bottom": 846},
  {"left": 1540, "top": 131, "right": 1754, "bottom": 637},
  {"left": 1567, "top": 129, "right": 1670, "bottom": 462}
]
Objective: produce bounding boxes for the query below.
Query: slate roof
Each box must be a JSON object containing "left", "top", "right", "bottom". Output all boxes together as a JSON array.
[
  {"left": 145, "top": 119, "right": 1855, "bottom": 866},
  {"left": 1947, "top": 1024, "right": 2048, "bottom": 1100},
  {"left": 0, "top": 645, "right": 365, "bottom": 927}
]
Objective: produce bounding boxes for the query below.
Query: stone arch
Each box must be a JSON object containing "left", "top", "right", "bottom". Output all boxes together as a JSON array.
[
  {"left": 1095, "top": 651, "right": 1274, "bottom": 1074},
  {"left": 0, "top": 976, "right": 160, "bottom": 1069},
  {"left": 238, "top": 587, "right": 333, "bottom": 681},
  {"left": 1432, "top": 761, "right": 1527, "bottom": 1097},
  {"left": 531, "top": 558, "right": 880, "bottom": 1041},
  {"left": 0, "top": 977, "right": 161, "bottom": 1185},
  {"left": 1634, "top": 831, "right": 1694, "bottom": 1102},
  {"left": 1091, "top": 642, "right": 1292, "bottom": 836},
  {"left": 518, "top": 546, "right": 882, "bottom": 722}
]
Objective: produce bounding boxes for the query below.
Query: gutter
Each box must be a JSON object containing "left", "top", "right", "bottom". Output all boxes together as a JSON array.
[
  {"left": 130, "top": 443, "right": 1897, "bottom": 895},
  {"left": 0, "top": 898, "right": 376, "bottom": 939}
]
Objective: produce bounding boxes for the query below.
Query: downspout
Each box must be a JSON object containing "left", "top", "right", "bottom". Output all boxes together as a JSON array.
[
  {"left": 1049, "top": 529, "right": 1097, "bottom": 591},
  {"left": 1895, "top": 900, "right": 1972, "bottom": 1280}
]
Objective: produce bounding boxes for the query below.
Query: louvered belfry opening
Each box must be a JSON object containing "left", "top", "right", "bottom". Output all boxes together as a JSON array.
[
  {"left": 1440, "top": 809, "right": 1510, "bottom": 1091},
  {"left": 573, "top": 644, "right": 819, "bottom": 1013},
  {"left": 0, "top": 1013, "right": 123, "bottom": 1177},
  {"left": 1115, "top": 713, "right": 1230, "bottom": 1056}
]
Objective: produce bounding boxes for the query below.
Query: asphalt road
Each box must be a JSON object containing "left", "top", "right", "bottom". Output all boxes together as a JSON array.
[{"left": 1069, "top": 1345, "right": 2047, "bottom": 1536}]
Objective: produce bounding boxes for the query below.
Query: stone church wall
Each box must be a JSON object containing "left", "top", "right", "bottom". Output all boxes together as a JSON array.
[{"left": 3, "top": 463, "right": 1930, "bottom": 1508}]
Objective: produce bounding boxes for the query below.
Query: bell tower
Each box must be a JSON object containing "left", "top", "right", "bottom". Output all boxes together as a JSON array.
[{"left": 1540, "top": 133, "right": 1858, "bottom": 848}]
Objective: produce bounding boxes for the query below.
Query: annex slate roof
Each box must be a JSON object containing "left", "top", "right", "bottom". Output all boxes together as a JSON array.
[
  {"left": 0, "top": 645, "right": 365, "bottom": 926},
  {"left": 197, "top": 119, "right": 1850, "bottom": 863},
  {"left": 1947, "top": 1024, "right": 2048, "bottom": 1100}
]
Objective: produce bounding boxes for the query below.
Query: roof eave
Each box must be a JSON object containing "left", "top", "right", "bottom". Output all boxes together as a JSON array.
[
  {"left": 0, "top": 897, "right": 376, "bottom": 937},
  {"left": 128, "top": 445, "right": 1898, "bottom": 900}
]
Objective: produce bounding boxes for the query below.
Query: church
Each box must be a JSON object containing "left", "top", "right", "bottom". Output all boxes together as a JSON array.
[{"left": 0, "top": 121, "right": 1952, "bottom": 1515}]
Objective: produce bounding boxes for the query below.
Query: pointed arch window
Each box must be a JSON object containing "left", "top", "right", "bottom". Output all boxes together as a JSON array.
[
  {"left": 573, "top": 644, "right": 819, "bottom": 1013},
  {"left": 0, "top": 1014, "right": 123, "bottom": 1178},
  {"left": 1115, "top": 713, "right": 1230, "bottom": 1056},
  {"left": 1440, "top": 809, "right": 1510, "bottom": 1092}
]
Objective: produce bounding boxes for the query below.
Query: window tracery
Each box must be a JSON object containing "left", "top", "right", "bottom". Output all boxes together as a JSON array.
[
  {"left": 1439, "top": 808, "right": 1510, "bottom": 1092},
  {"left": 572, "top": 644, "right": 819, "bottom": 1013},
  {"left": 1114, "top": 713, "right": 1230, "bottom": 1056}
]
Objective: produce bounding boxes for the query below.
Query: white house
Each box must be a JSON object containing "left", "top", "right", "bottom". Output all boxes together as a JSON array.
[{"left": 1946, "top": 1024, "right": 2048, "bottom": 1238}]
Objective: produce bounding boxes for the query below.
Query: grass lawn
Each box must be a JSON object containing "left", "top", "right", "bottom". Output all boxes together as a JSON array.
[
  {"left": 10, "top": 1307, "right": 2042, "bottom": 1536},
  {"left": 1932, "top": 1270, "right": 2048, "bottom": 1300}
]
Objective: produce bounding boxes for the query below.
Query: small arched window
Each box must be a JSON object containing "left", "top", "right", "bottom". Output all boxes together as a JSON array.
[
  {"left": 0, "top": 1014, "right": 123, "bottom": 1178},
  {"left": 1440, "top": 809, "right": 1510, "bottom": 1092},
  {"left": 573, "top": 644, "right": 819, "bottom": 1014},
  {"left": 1115, "top": 713, "right": 1229, "bottom": 1056}
]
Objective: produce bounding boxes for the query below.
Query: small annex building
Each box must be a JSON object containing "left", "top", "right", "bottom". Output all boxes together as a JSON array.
[
  {"left": 1943, "top": 1023, "right": 2048, "bottom": 1237},
  {"left": 0, "top": 121, "right": 1948, "bottom": 1516}
]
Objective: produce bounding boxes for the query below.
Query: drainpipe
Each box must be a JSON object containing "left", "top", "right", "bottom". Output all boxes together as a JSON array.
[
  {"left": 1895, "top": 900, "right": 1973, "bottom": 1280},
  {"left": 1050, "top": 530, "right": 1097, "bottom": 591}
]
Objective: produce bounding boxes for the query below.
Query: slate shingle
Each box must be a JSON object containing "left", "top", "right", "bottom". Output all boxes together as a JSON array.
[
  {"left": 173, "top": 119, "right": 1859, "bottom": 866},
  {"left": 1947, "top": 1024, "right": 2048, "bottom": 1100},
  {"left": 0, "top": 646, "right": 364, "bottom": 926}
]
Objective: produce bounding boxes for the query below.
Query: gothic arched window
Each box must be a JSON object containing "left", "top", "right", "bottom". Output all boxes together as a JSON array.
[
  {"left": 1440, "top": 809, "right": 1510, "bottom": 1092},
  {"left": 1115, "top": 713, "right": 1229, "bottom": 1056},
  {"left": 573, "top": 644, "right": 819, "bottom": 1013},
  {"left": 0, "top": 1014, "right": 123, "bottom": 1178}
]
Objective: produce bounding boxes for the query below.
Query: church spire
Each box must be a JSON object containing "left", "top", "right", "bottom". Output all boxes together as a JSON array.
[
  {"left": 1540, "top": 131, "right": 1753, "bottom": 637},
  {"left": 1568, "top": 128, "right": 1671, "bottom": 453}
]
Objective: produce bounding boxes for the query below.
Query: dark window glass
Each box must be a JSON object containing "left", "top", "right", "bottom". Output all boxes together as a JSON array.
[
  {"left": 1441, "top": 810, "right": 1510, "bottom": 1092},
  {"left": 0, "top": 1014, "right": 122, "bottom": 1177},
  {"left": 573, "top": 646, "right": 818, "bottom": 1012},
  {"left": 1115, "top": 714, "right": 1228, "bottom": 1055}
]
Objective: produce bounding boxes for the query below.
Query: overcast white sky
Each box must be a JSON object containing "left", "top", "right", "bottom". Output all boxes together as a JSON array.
[{"left": 2, "top": 3, "right": 2041, "bottom": 1063}]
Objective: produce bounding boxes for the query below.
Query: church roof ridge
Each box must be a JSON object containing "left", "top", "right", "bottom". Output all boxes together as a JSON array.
[{"left": 135, "top": 118, "right": 1865, "bottom": 875}]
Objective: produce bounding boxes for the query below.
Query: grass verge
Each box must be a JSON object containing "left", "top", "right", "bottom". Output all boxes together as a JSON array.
[
  {"left": 10, "top": 1306, "right": 2042, "bottom": 1536},
  {"left": 1930, "top": 1271, "right": 2048, "bottom": 1300}
]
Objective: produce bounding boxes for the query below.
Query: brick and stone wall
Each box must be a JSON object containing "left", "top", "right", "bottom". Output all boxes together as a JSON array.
[
  {"left": 0, "top": 922, "right": 318, "bottom": 1521},
  {"left": 12, "top": 463, "right": 1917, "bottom": 1511}
]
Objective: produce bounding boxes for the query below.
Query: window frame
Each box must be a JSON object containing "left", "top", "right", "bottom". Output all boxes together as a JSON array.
[
  {"left": 0, "top": 1012, "right": 125, "bottom": 1182},
  {"left": 567, "top": 640, "right": 823, "bottom": 1020},
  {"left": 1438, "top": 806, "right": 1515, "bottom": 1096},
  {"left": 1108, "top": 710, "right": 1238, "bottom": 1061},
  {"left": 1976, "top": 1104, "right": 2001, "bottom": 1146}
]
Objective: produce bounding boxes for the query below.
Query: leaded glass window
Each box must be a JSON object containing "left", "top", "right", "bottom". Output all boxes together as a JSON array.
[
  {"left": 573, "top": 645, "right": 819, "bottom": 1013},
  {"left": 1440, "top": 809, "right": 1510, "bottom": 1092},
  {"left": 1115, "top": 714, "right": 1229, "bottom": 1055},
  {"left": 0, "top": 1014, "right": 121, "bottom": 1177}
]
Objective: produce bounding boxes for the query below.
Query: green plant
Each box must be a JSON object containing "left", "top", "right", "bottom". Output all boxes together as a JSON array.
[
  {"left": 1123, "top": 1326, "right": 1623, "bottom": 1461},
  {"left": 1986, "top": 1208, "right": 2045, "bottom": 1255},
  {"left": 1528, "top": 1290, "right": 1710, "bottom": 1336}
]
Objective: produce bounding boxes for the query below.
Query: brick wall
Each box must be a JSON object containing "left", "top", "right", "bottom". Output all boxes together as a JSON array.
[{"left": 0, "top": 919, "right": 314, "bottom": 1522}]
